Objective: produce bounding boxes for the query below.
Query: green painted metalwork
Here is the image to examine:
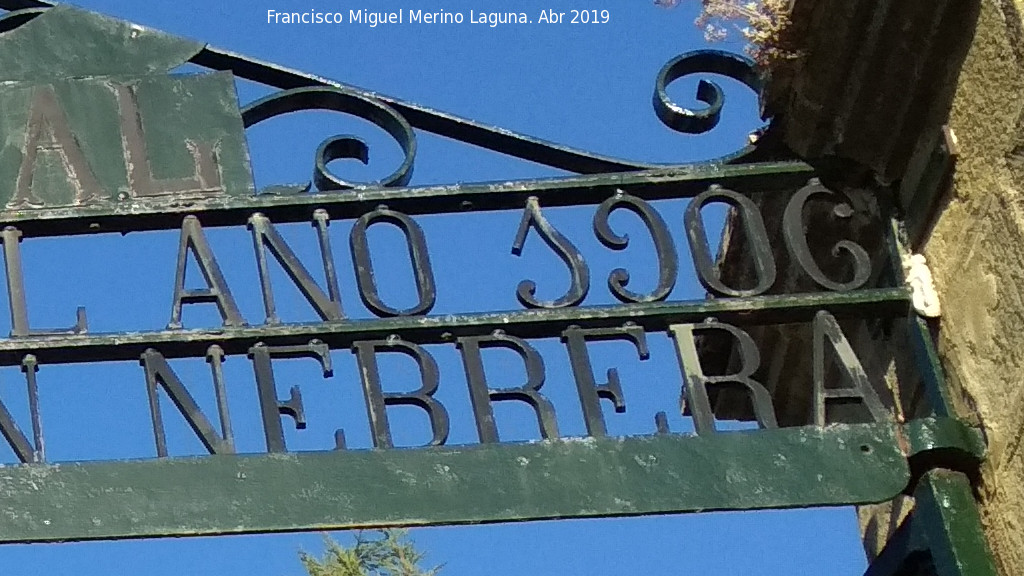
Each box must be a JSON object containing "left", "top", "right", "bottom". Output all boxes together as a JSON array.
[
  {"left": 903, "top": 418, "right": 985, "bottom": 464},
  {"left": 913, "top": 471, "right": 998, "bottom": 576},
  {"left": 0, "top": 161, "right": 814, "bottom": 238},
  {"left": 0, "top": 5, "right": 998, "bottom": 574},
  {"left": 865, "top": 471, "right": 997, "bottom": 576},
  {"left": 0, "top": 287, "right": 911, "bottom": 365},
  {"left": 0, "top": 5, "right": 202, "bottom": 79},
  {"left": 0, "top": 423, "right": 908, "bottom": 543},
  {"left": 0, "top": 72, "right": 253, "bottom": 211}
]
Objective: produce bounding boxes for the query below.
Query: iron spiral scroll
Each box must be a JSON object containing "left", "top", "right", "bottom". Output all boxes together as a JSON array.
[
  {"left": 237, "top": 50, "right": 769, "bottom": 192},
  {"left": 0, "top": 2, "right": 770, "bottom": 191}
]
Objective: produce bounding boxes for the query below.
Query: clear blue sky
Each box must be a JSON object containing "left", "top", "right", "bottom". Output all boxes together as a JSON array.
[{"left": 0, "top": 1, "right": 869, "bottom": 574}]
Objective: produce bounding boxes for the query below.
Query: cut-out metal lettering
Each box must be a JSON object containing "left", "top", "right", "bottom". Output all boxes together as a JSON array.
[
  {"left": 168, "top": 216, "right": 245, "bottom": 329},
  {"left": 349, "top": 206, "right": 436, "bottom": 317},
  {"left": 561, "top": 324, "right": 649, "bottom": 437},
  {"left": 0, "top": 355, "right": 44, "bottom": 463},
  {"left": 248, "top": 340, "right": 332, "bottom": 453},
  {"left": 141, "top": 348, "right": 234, "bottom": 457},
  {"left": 669, "top": 320, "right": 778, "bottom": 435},
  {"left": 783, "top": 179, "right": 871, "bottom": 292},
  {"left": 248, "top": 211, "right": 344, "bottom": 324},
  {"left": 512, "top": 196, "right": 590, "bottom": 308},
  {"left": 457, "top": 331, "right": 559, "bottom": 443},
  {"left": 114, "top": 82, "right": 223, "bottom": 198},
  {"left": 352, "top": 337, "right": 449, "bottom": 449},
  {"left": 593, "top": 192, "right": 678, "bottom": 303},
  {"left": 313, "top": 209, "right": 344, "bottom": 311},
  {"left": 9, "top": 85, "right": 102, "bottom": 210},
  {"left": 1, "top": 226, "right": 87, "bottom": 337},
  {"left": 205, "top": 345, "right": 234, "bottom": 449},
  {"left": 21, "top": 355, "right": 43, "bottom": 463},
  {"left": 685, "top": 185, "right": 776, "bottom": 297},
  {"left": 813, "top": 311, "right": 889, "bottom": 426}
]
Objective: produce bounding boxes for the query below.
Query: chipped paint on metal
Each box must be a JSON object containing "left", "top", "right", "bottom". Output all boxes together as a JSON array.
[{"left": 0, "top": 423, "right": 908, "bottom": 543}]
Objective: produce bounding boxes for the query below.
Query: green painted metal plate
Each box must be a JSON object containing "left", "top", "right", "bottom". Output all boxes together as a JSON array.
[
  {"left": 0, "top": 71, "right": 254, "bottom": 211},
  {"left": 0, "top": 423, "right": 909, "bottom": 543},
  {"left": 0, "top": 5, "right": 203, "bottom": 80}
]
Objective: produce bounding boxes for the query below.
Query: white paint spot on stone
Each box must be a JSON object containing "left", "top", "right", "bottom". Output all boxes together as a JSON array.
[{"left": 902, "top": 253, "right": 942, "bottom": 317}]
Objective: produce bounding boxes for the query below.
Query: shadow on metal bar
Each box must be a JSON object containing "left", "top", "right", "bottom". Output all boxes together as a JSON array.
[{"left": 864, "top": 471, "right": 997, "bottom": 576}]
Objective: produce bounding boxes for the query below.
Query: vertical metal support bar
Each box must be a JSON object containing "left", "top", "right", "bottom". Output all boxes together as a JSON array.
[
  {"left": 913, "top": 470, "right": 998, "bottom": 576},
  {"left": 21, "top": 354, "right": 43, "bottom": 463},
  {"left": 886, "top": 217, "right": 956, "bottom": 418},
  {"left": 908, "top": 314, "right": 955, "bottom": 419}
]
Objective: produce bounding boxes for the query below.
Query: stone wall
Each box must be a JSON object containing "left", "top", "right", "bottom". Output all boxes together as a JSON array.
[
  {"left": 724, "top": 0, "right": 1024, "bottom": 571},
  {"left": 920, "top": 1, "right": 1024, "bottom": 572}
]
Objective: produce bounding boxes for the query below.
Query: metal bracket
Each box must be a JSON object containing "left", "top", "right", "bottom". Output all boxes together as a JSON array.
[
  {"left": 864, "top": 419, "right": 994, "bottom": 576},
  {"left": 901, "top": 417, "right": 985, "bottom": 492},
  {"left": 864, "top": 470, "right": 997, "bottom": 576}
]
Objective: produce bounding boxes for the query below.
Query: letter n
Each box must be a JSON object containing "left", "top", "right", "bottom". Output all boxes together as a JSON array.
[
  {"left": 141, "top": 348, "right": 234, "bottom": 457},
  {"left": 248, "top": 211, "right": 343, "bottom": 324}
]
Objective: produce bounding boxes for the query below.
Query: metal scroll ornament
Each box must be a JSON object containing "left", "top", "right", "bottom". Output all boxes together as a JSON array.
[{"left": 242, "top": 87, "right": 417, "bottom": 190}]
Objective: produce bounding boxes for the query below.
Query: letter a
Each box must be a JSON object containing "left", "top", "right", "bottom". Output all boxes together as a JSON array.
[
  {"left": 169, "top": 216, "right": 245, "bottom": 329},
  {"left": 9, "top": 85, "right": 102, "bottom": 209},
  {"left": 812, "top": 311, "right": 889, "bottom": 426}
]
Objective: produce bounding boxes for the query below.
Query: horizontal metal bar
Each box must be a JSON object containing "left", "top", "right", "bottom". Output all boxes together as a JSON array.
[
  {"left": 0, "top": 422, "right": 908, "bottom": 543},
  {"left": 1, "top": 162, "right": 812, "bottom": 238},
  {"left": 0, "top": 288, "right": 910, "bottom": 365}
]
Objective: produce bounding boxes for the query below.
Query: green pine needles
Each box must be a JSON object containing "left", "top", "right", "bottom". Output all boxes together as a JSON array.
[{"left": 300, "top": 530, "right": 442, "bottom": 576}]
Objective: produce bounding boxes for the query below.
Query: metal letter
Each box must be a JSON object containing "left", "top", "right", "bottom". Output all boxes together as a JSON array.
[
  {"left": 457, "top": 331, "right": 558, "bottom": 443},
  {"left": 9, "top": 85, "right": 102, "bottom": 210},
  {"left": 812, "top": 311, "right": 889, "bottom": 426},
  {"left": 168, "top": 216, "right": 245, "bottom": 329},
  {"left": 1, "top": 227, "right": 88, "bottom": 337},
  {"left": 352, "top": 337, "right": 449, "bottom": 448},
  {"left": 511, "top": 196, "right": 590, "bottom": 308},
  {"left": 593, "top": 192, "right": 678, "bottom": 303},
  {"left": 248, "top": 340, "right": 332, "bottom": 453},
  {"left": 783, "top": 179, "right": 871, "bottom": 291},
  {"left": 115, "top": 82, "right": 223, "bottom": 198},
  {"left": 206, "top": 345, "right": 235, "bottom": 449},
  {"left": 669, "top": 321, "right": 778, "bottom": 435},
  {"left": 0, "top": 355, "right": 44, "bottom": 463},
  {"left": 561, "top": 324, "right": 649, "bottom": 437},
  {"left": 349, "top": 206, "right": 435, "bottom": 317},
  {"left": 684, "top": 185, "right": 776, "bottom": 297},
  {"left": 141, "top": 348, "right": 234, "bottom": 457},
  {"left": 248, "top": 211, "right": 344, "bottom": 324}
]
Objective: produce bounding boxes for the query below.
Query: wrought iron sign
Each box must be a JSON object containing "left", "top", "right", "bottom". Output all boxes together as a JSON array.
[{"left": 0, "top": 4, "right": 998, "bottom": 574}]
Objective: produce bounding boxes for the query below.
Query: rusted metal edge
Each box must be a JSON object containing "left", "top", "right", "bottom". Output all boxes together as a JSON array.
[
  {"left": 0, "top": 287, "right": 910, "bottom": 365},
  {"left": 0, "top": 422, "right": 908, "bottom": 543}
]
